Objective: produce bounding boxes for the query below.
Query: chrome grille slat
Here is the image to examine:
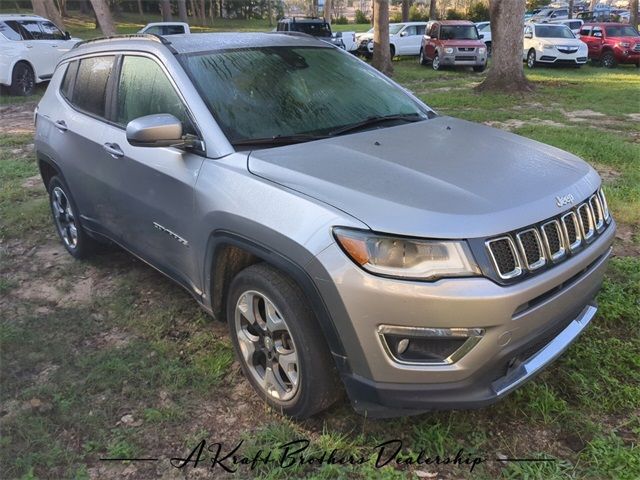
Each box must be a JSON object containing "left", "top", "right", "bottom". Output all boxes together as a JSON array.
[
  {"left": 516, "top": 228, "right": 546, "bottom": 271},
  {"left": 541, "top": 220, "right": 566, "bottom": 261},
  {"left": 485, "top": 190, "right": 609, "bottom": 282}
]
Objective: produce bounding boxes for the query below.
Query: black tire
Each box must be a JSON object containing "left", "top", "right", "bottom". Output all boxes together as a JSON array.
[
  {"left": 527, "top": 49, "right": 537, "bottom": 69},
  {"left": 419, "top": 48, "right": 428, "bottom": 66},
  {"left": 226, "top": 263, "right": 341, "bottom": 418},
  {"left": 9, "top": 62, "right": 35, "bottom": 96},
  {"left": 432, "top": 52, "right": 441, "bottom": 71},
  {"left": 473, "top": 64, "right": 486, "bottom": 72},
  {"left": 486, "top": 41, "right": 492, "bottom": 56},
  {"left": 601, "top": 51, "right": 617, "bottom": 68},
  {"left": 390, "top": 45, "right": 395, "bottom": 59},
  {"left": 48, "top": 176, "right": 95, "bottom": 259}
]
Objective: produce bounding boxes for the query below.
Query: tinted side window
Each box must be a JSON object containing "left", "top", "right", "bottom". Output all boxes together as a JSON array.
[
  {"left": 0, "top": 21, "right": 23, "bottom": 40},
  {"left": 116, "top": 56, "right": 193, "bottom": 133},
  {"left": 61, "top": 61, "right": 78, "bottom": 100},
  {"left": 39, "top": 21, "right": 65, "bottom": 40},
  {"left": 579, "top": 27, "right": 591, "bottom": 35},
  {"left": 18, "top": 20, "right": 44, "bottom": 39},
  {"left": 163, "top": 25, "right": 185, "bottom": 35},
  {"left": 416, "top": 25, "right": 426, "bottom": 35},
  {"left": 144, "top": 26, "right": 162, "bottom": 35},
  {"left": 73, "top": 56, "right": 115, "bottom": 118},
  {"left": 404, "top": 26, "right": 417, "bottom": 36}
]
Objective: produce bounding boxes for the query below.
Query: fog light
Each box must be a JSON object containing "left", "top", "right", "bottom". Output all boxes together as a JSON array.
[{"left": 378, "top": 325, "right": 484, "bottom": 366}]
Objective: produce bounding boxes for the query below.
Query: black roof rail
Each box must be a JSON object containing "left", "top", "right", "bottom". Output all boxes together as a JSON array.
[{"left": 71, "top": 33, "right": 172, "bottom": 50}]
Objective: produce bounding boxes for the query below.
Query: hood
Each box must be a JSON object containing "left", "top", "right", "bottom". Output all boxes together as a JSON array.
[
  {"left": 440, "top": 39, "right": 486, "bottom": 47},
  {"left": 608, "top": 35, "right": 640, "bottom": 43},
  {"left": 541, "top": 38, "right": 585, "bottom": 47},
  {"left": 248, "top": 117, "right": 600, "bottom": 239}
]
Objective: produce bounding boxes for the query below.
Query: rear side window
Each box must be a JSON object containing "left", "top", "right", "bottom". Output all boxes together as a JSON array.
[
  {"left": 18, "top": 20, "right": 44, "bottom": 39},
  {"left": 73, "top": 56, "right": 115, "bottom": 118},
  {"left": 579, "top": 27, "right": 591, "bottom": 35},
  {"left": 60, "top": 61, "right": 78, "bottom": 100},
  {"left": 39, "top": 21, "right": 65, "bottom": 40},
  {"left": 115, "top": 55, "right": 194, "bottom": 133},
  {"left": 0, "top": 21, "right": 23, "bottom": 40}
]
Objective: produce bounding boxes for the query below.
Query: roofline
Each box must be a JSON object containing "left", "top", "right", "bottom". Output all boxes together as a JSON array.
[{"left": 72, "top": 33, "right": 173, "bottom": 50}]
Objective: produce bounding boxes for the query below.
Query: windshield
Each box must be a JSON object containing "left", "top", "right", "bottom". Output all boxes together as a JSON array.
[
  {"left": 440, "top": 25, "right": 479, "bottom": 40},
  {"left": 605, "top": 25, "right": 639, "bottom": 37},
  {"left": 389, "top": 24, "right": 404, "bottom": 35},
  {"left": 535, "top": 25, "right": 575, "bottom": 38},
  {"left": 477, "top": 23, "right": 491, "bottom": 32},
  {"left": 182, "top": 46, "right": 431, "bottom": 145},
  {"left": 292, "top": 22, "right": 331, "bottom": 37}
]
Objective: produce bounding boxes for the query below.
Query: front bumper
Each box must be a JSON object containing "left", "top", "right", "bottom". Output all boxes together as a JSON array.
[
  {"left": 309, "top": 220, "right": 615, "bottom": 416},
  {"left": 536, "top": 48, "right": 588, "bottom": 65},
  {"left": 440, "top": 54, "right": 487, "bottom": 67}
]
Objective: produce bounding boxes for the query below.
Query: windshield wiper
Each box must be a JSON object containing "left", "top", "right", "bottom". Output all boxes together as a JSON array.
[
  {"left": 232, "top": 133, "right": 329, "bottom": 147},
  {"left": 326, "top": 113, "right": 431, "bottom": 137}
]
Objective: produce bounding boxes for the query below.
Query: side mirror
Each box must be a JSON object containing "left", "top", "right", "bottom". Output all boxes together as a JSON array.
[
  {"left": 593, "top": 32, "right": 602, "bottom": 38},
  {"left": 126, "top": 114, "right": 191, "bottom": 148},
  {"left": 423, "top": 35, "right": 431, "bottom": 39},
  {"left": 64, "top": 31, "right": 71, "bottom": 40},
  {"left": 400, "top": 31, "right": 408, "bottom": 37},
  {"left": 479, "top": 33, "right": 485, "bottom": 39}
]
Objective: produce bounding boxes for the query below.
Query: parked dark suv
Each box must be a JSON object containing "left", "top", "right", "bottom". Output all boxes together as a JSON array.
[{"left": 276, "top": 16, "right": 344, "bottom": 49}]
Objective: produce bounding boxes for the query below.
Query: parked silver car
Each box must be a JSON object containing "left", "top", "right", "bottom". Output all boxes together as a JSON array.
[{"left": 35, "top": 32, "right": 615, "bottom": 418}]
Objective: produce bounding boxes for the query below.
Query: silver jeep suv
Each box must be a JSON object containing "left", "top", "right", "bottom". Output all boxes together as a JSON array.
[{"left": 35, "top": 33, "right": 615, "bottom": 418}]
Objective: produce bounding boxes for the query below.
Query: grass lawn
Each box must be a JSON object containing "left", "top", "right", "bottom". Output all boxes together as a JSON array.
[{"left": 1, "top": 14, "right": 639, "bottom": 480}]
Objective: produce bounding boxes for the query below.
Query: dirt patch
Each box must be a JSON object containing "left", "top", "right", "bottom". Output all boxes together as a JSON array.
[
  {"left": 21, "top": 174, "right": 43, "bottom": 189},
  {"left": 483, "top": 118, "right": 566, "bottom": 131},
  {"left": 613, "top": 223, "right": 640, "bottom": 257},
  {"left": 0, "top": 102, "right": 37, "bottom": 134},
  {"left": 625, "top": 113, "right": 640, "bottom": 122},
  {"left": 593, "top": 164, "right": 622, "bottom": 184}
]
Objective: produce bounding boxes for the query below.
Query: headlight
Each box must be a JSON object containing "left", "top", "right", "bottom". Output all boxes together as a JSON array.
[
  {"left": 479, "top": 47, "right": 486, "bottom": 54},
  {"left": 619, "top": 42, "right": 631, "bottom": 48},
  {"left": 445, "top": 47, "right": 454, "bottom": 54},
  {"left": 333, "top": 228, "right": 481, "bottom": 281},
  {"left": 542, "top": 43, "right": 555, "bottom": 49}
]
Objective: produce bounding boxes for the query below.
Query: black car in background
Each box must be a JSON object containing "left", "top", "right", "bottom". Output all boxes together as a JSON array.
[{"left": 276, "top": 17, "right": 345, "bottom": 49}]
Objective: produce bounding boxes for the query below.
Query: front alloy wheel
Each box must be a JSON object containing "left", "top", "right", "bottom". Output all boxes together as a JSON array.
[
  {"left": 235, "top": 290, "right": 300, "bottom": 402},
  {"left": 227, "top": 263, "right": 340, "bottom": 418},
  {"left": 527, "top": 50, "right": 537, "bottom": 69},
  {"left": 432, "top": 52, "right": 441, "bottom": 70},
  {"left": 51, "top": 186, "right": 78, "bottom": 250}
]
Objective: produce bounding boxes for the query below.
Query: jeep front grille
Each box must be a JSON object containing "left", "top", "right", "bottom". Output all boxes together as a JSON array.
[{"left": 485, "top": 189, "right": 610, "bottom": 281}]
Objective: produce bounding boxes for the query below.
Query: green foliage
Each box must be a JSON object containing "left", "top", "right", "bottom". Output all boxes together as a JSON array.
[
  {"left": 467, "top": 2, "right": 490, "bottom": 22},
  {"left": 409, "top": 5, "right": 429, "bottom": 21},
  {"left": 445, "top": 8, "right": 465, "bottom": 20},
  {"left": 334, "top": 15, "right": 349, "bottom": 25},
  {"left": 354, "top": 9, "right": 369, "bottom": 24}
]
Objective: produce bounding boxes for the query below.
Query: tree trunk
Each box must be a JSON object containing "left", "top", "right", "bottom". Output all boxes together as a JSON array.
[
  {"left": 200, "top": 0, "right": 206, "bottom": 25},
  {"left": 324, "top": 0, "right": 332, "bottom": 24},
  {"left": 177, "top": 0, "right": 188, "bottom": 22},
  {"left": 160, "top": 0, "right": 173, "bottom": 21},
  {"left": 372, "top": 0, "right": 393, "bottom": 76},
  {"left": 589, "top": 0, "right": 597, "bottom": 10},
  {"left": 568, "top": 0, "right": 573, "bottom": 19},
  {"left": 89, "top": 0, "right": 116, "bottom": 36},
  {"left": 267, "top": 0, "right": 273, "bottom": 26},
  {"left": 137, "top": 0, "right": 144, "bottom": 17},
  {"left": 429, "top": 0, "right": 437, "bottom": 20},
  {"left": 47, "top": 1, "right": 65, "bottom": 28},
  {"left": 78, "top": 0, "right": 90, "bottom": 14},
  {"left": 31, "top": 0, "right": 48, "bottom": 18},
  {"left": 631, "top": 0, "right": 638, "bottom": 30},
  {"left": 476, "top": 0, "right": 533, "bottom": 93},
  {"left": 401, "top": 0, "right": 409, "bottom": 22},
  {"left": 58, "top": 0, "right": 67, "bottom": 17}
]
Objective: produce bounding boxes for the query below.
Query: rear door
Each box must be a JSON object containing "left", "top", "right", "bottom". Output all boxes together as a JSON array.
[{"left": 99, "top": 54, "right": 204, "bottom": 286}]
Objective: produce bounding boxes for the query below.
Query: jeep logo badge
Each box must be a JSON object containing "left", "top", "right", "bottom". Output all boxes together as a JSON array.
[{"left": 556, "top": 194, "right": 575, "bottom": 207}]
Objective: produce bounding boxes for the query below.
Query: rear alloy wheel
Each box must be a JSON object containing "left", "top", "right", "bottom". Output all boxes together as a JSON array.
[
  {"left": 419, "top": 48, "right": 428, "bottom": 66},
  {"left": 432, "top": 52, "right": 441, "bottom": 71},
  {"left": 10, "top": 62, "right": 35, "bottom": 96},
  {"left": 227, "top": 264, "right": 340, "bottom": 418},
  {"left": 48, "top": 176, "right": 95, "bottom": 258},
  {"left": 601, "top": 51, "right": 617, "bottom": 68},
  {"left": 527, "top": 49, "right": 537, "bottom": 69},
  {"left": 486, "top": 42, "right": 492, "bottom": 56}
]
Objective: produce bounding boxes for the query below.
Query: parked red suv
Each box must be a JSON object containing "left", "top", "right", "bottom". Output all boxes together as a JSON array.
[
  {"left": 419, "top": 20, "right": 488, "bottom": 71},
  {"left": 579, "top": 23, "right": 640, "bottom": 67}
]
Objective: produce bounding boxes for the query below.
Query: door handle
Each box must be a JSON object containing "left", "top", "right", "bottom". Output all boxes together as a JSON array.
[
  {"left": 51, "top": 44, "right": 59, "bottom": 48},
  {"left": 103, "top": 142, "right": 124, "bottom": 158},
  {"left": 54, "top": 120, "right": 67, "bottom": 131}
]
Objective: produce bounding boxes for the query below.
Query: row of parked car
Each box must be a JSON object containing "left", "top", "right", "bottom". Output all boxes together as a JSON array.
[
  {"left": 1, "top": 13, "right": 639, "bottom": 96},
  {"left": 352, "top": 19, "right": 639, "bottom": 71}
]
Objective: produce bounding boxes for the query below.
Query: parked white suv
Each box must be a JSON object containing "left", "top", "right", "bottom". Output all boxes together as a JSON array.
[
  {"left": 357, "top": 22, "right": 428, "bottom": 57},
  {"left": 0, "top": 14, "right": 79, "bottom": 96},
  {"left": 524, "top": 23, "right": 588, "bottom": 68}
]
